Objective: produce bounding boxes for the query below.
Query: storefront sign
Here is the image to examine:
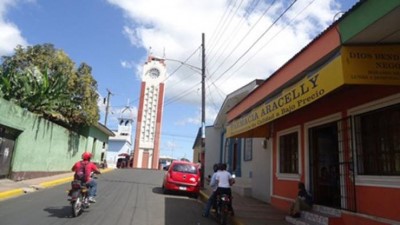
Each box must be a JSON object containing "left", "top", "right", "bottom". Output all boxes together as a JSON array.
[
  {"left": 342, "top": 45, "right": 400, "bottom": 85},
  {"left": 227, "top": 45, "right": 400, "bottom": 138},
  {"left": 227, "top": 57, "right": 344, "bottom": 137}
]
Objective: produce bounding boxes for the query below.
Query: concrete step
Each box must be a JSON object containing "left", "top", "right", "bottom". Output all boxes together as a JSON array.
[
  {"left": 285, "top": 215, "right": 321, "bottom": 225},
  {"left": 312, "top": 205, "right": 341, "bottom": 217},
  {"left": 285, "top": 205, "right": 342, "bottom": 225}
]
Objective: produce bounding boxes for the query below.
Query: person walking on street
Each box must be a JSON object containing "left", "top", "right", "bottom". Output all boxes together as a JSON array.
[
  {"left": 289, "top": 182, "right": 312, "bottom": 218},
  {"left": 71, "top": 152, "right": 101, "bottom": 203},
  {"left": 215, "top": 163, "right": 235, "bottom": 215},
  {"left": 202, "top": 163, "right": 220, "bottom": 217}
]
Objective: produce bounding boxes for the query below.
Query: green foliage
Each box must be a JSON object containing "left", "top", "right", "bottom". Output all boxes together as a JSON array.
[{"left": 0, "top": 44, "right": 99, "bottom": 127}]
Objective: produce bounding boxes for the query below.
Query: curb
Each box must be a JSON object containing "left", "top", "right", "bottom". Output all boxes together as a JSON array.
[
  {"left": 39, "top": 168, "right": 114, "bottom": 188},
  {"left": 39, "top": 168, "right": 113, "bottom": 188},
  {"left": 199, "top": 190, "right": 244, "bottom": 225},
  {"left": 39, "top": 177, "right": 73, "bottom": 188},
  {"left": 0, "top": 168, "right": 114, "bottom": 201},
  {"left": 0, "top": 188, "right": 25, "bottom": 200}
]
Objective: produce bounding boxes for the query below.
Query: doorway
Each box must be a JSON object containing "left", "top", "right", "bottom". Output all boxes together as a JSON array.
[
  {"left": 309, "top": 122, "right": 341, "bottom": 208},
  {"left": 0, "top": 125, "right": 20, "bottom": 179}
]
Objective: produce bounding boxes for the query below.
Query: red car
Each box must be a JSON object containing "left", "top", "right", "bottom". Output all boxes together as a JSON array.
[{"left": 162, "top": 161, "right": 201, "bottom": 198}]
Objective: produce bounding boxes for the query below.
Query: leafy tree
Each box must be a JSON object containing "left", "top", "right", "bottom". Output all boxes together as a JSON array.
[{"left": 0, "top": 44, "right": 99, "bottom": 127}]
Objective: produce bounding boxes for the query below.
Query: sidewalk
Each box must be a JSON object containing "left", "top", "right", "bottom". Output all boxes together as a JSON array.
[
  {"left": 0, "top": 168, "right": 113, "bottom": 201},
  {"left": 199, "top": 187, "right": 291, "bottom": 225}
]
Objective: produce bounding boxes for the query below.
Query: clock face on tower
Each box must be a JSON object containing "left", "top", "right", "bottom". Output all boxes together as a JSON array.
[{"left": 148, "top": 68, "right": 160, "bottom": 79}]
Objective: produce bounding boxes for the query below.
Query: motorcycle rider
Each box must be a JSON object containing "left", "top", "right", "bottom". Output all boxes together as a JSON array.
[
  {"left": 215, "top": 163, "right": 235, "bottom": 215},
  {"left": 71, "top": 152, "right": 101, "bottom": 203}
]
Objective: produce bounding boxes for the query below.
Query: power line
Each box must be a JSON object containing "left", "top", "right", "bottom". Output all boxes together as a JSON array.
[
  {"left": 163, "top": 45, "right": 202, "bottom": 83},
  {"left": 207, "top": 0, "right": 264, "bottom": 69},
  {"left": 205, "top": 79, "right": 221, "bottom": 110},
  {"left": 212, "top": 0, "right": 298, "bottom": 83},
  {"left": 207, "top": 0, "right": 239, "bottom": 53},
  {"left": 209, "top": 0, "right": 277, "bottom": 80},
  {"left": 207, "top": 0, "right": 246, "bottom": 67},
  {"left": 164, "top": 81, "right": 201, "bottom": 106},
  {"left": 224, "top": 0, "right": 316, "bottom": 82}
]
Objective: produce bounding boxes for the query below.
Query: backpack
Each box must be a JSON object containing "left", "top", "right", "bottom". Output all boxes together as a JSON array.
[{"left": 75, "top": 161, "right": 88, "bottom": 183}]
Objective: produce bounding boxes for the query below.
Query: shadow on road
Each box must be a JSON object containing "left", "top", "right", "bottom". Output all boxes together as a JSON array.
[
  {"left": 152, "top": 187, "right": 198, "bottom": 199},
  {"left": 152, "top": 187, "right": 164, "bottom": 194},
  {"left": 43, "top": 206, "right": 74, "bottom": 218}
]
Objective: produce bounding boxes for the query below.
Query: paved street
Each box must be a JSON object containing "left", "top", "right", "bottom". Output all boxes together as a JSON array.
[{"left": 0, "top": 169, "right": 215, "bottom": 225}]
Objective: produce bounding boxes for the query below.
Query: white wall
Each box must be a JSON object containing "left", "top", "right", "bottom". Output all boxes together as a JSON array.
[
  {"left": 107, "top": 141, "right": 131, "bottom": 168},
  {"left": 204, "top": 126, "right": 221, "bottom": 180},
  {"left": 239, "top": 138, "right": 252, "bottom": 183},
  {"left": 251, "top": 138, "right": 272, "bottom": 203}
]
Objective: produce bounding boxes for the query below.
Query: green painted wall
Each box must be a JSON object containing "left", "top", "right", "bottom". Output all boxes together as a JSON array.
[
  {"left": 0, "top": 98, "right": 107, "bottom": 178},
  {"left": 339, "top": 0, "right": 400, "bottom": 42}
]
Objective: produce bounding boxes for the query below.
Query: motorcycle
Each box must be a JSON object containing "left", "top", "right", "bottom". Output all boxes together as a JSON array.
[
  {"left": 215, "top": 193, "right": 231, "bottom": 225},
  {"left": 67, "top": 172, "right": 96, "bottom": 217}
]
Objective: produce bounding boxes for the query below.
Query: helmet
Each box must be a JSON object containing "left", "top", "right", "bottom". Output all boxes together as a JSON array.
[{"left": 82, "top": 152, "right": 92, "bottom": 161}]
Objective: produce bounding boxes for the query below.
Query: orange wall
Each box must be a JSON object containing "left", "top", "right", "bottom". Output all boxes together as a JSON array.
[
  {"left": 356, "top": 185, "right": 400, "bottom": 221},
  {"left": 270, "top": 85, "right": 400, "bottom": 220}
]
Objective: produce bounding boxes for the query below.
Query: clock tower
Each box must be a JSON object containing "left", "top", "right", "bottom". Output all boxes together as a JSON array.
[{"left": 132, "top": 55, "right": 166, "bottom": 169}]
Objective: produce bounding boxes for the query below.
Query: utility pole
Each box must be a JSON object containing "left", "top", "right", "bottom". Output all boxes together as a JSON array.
[
  {"left": 201, "top": 33, "right": 205, "bottom": 140},
  {"left": 201, "top": 33, "right": 206, "bottom": 187},
  {"left": 104, "top": 89, "right": 113, "bottom": 126}
]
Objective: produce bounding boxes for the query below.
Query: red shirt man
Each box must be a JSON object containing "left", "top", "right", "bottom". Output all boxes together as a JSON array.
[{"left": 71, "top": 152, "right": 101, "bottom": 202}]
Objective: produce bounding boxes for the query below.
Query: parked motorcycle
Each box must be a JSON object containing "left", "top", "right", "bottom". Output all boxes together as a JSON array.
[
  {"left": 215, "top": 194, "right": 231, "bottom": 225},
  {"left": 67, "top": 172, "right": 96, "bottom": 217}
]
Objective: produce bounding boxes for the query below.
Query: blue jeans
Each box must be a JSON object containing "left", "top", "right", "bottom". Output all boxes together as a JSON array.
[
  {"left": 203, "top": 191, "right": 217, "bottom": 217},
  {"left": 87, "top": 179, "right": 97, "bottom": 197}
]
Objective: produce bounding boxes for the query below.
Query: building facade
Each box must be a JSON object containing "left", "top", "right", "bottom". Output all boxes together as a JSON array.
[
  {"left": 197, "top": 79, "right": 273, "bottom": 202},
  {"left": 0, "top": 97, "right": 114, "bottom": 180},
  {"left": 226, "top": 1, "right": 400, "bottom": 225},
  {"left": 133, "top": 56, "right": 166, "bottom": 169},
  {"left": 107, "top": 107, "right": 134, "bottom": 168}
]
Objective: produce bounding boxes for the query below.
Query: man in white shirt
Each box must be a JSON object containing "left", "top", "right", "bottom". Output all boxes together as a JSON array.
[{"left": 215, "top": 163, "right": 235, "bottom": 215}]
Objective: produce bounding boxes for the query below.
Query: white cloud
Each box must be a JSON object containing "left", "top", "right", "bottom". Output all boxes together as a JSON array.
[
  {"left": 174, "top": 105, "right": 218, "bottom": 126},
  {"left": 120, "top": 60, "right": 135, "bottom": 69},
  {"left": 107, "top": 0, "right": 346, "bottom": 123},
  {"left": 0, "top": 0, "right": 29, "bottom": 56}
]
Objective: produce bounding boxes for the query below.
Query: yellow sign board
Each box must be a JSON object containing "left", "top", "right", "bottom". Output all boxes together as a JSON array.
[
  {"left": 227, "top": 45, "right": 400, "bottom": 138},
  {"left": 342, "top": 45, "right": 400, "bottom": 85},
  {"left": 227, "top": 57, "right": 344, "bottom": 137}
]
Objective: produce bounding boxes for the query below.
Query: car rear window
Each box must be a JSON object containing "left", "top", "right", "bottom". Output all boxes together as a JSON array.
[{"left": 172, "top": 164, "right": 198, "bottom": 174}]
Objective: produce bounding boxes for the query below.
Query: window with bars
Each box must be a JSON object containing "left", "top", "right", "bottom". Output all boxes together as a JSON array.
[
  {"left": 279, "top": 132, "right": 299, "bottom": 174},
  {"left": 354, "top": 103, "right": 400, "bottom": 176}
]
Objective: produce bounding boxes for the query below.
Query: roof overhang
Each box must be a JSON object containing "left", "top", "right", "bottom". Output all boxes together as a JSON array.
[{"left": 94, "top": 123, "right": 115, "bottom": 137}]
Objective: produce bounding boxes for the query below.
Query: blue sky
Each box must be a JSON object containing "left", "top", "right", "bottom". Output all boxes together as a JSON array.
[{"left": 0, "top": 0, "right": 358, "bottom": 161}]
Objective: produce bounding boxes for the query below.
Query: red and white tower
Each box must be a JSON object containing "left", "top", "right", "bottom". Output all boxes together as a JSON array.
[{"left": 132, "top": 55, "right": 166, "bottom": 169}]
